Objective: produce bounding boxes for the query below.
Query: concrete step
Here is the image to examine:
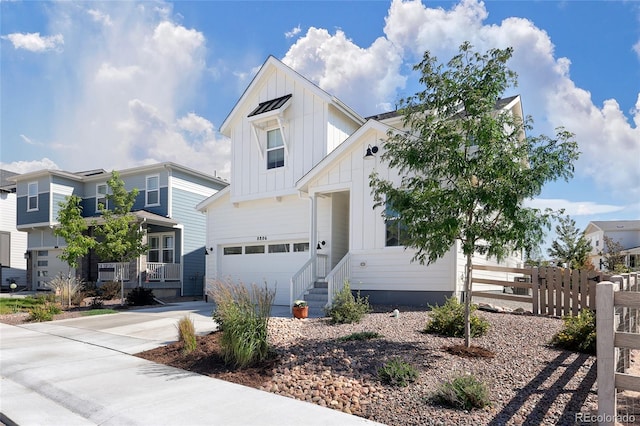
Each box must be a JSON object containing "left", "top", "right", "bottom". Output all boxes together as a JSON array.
[
  {"left": 313, "top": 281, "right": 328, "bottom": 289},
  {"left": 307, "top": 287, "right": 328, "bottom": 295},
  {"left": 304, "top": 293, "right": 328, "bottom": 302}
]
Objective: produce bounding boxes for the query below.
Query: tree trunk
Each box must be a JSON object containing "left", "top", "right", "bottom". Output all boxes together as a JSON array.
[{"left": 464, "top": 253, "right": 473, "bottom": 348}]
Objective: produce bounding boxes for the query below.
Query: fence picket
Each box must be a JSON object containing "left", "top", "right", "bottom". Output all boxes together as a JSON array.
[
  {"left": 571, "top": 268, "right": 580, "bottom": 315},
  {"left": 563, "top": 268, "right": 571, "bottom": 316},
  {"left": 532, "top": 267, "right": 539, "bottom": 315}
]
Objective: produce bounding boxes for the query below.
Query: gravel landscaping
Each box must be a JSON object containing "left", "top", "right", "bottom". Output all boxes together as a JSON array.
[{"left": 138, "top": 308, "right": 602, "bottom": 425}]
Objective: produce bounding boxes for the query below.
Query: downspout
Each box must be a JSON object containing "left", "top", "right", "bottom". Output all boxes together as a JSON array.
[{"left": 309, "top": 193, "right": 318, "bottom": 280}]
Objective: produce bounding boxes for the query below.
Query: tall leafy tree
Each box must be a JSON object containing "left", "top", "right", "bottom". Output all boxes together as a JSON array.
[
  {"left": 600, "top": 235, "right": 626, "bottom": 272},
  {"left": 94, "top": 171, "right": 147, "bottom": 301},
  {"left": 547, "top": 216, "right": 592, "bottom": 269},
  {"left": 370, "top": 42, "right": 579, "bottom": 347},
  {"left": 54, "top": 195, "right": 95, "bottom": 306}
]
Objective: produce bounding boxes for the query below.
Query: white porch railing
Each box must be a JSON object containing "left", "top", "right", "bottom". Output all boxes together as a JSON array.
[
  {"left": 98, "top": 262, "right": 130, "bottom": 282},
  {"left": 290, "top": 254, "right": 328, "bottom": 309},
  {"left": 325, "top": 253, "right": 351, "bottom": 308},
  {"left": 147, "top": 262, "right": 181, "bottom": 281}
]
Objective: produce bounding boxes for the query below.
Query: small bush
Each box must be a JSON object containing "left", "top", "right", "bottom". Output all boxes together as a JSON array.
[
  {"left": 325, "top": 281, "right": 370, "bottom": 324},
  {"left": 81, "top": 282, "right": 100, "bottom": 298},
  {"left": 210, "top": 280, "right": 275, "bottom": 368},
  {"left": 28, "top": 302, "right": 60, "bottom": 322},
  {"left": 126, "top": 287, "right": 155, "bottom": 306},
  {"left": 99, "top": 281, "right": 121, "bottom": 300},
  {"left": 337, "top": 331, "right": 383, "bottom": 342},
  {"left": 424, "top": 297, "right": 489, "bottom": 338},
  {"left": 46, "top": 274, "right": 84, "bottom": 307},
  {"left": 378, "top": 358, "right": 419, "bottom": 387},
  {"left": 89, "top": 297, "right": 104, "bottom": 309},
  {"left": 433, "top": 374, "right": 491, "bottom": 410},
  {"left": 177, "top": 316, "right": 198, "bottom": 354},
  {"left": 551, "top": 309, "right": 596, "bottom": 354}
]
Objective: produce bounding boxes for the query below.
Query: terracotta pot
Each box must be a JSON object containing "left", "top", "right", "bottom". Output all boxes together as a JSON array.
[{"left": 292, "top": 306, "right": 309, "bottom": 319}]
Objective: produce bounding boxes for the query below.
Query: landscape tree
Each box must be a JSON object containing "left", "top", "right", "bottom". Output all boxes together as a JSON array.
[
  {"left": 546, "top": 216, "right": 592, "bottom": 269},
  {"left": 370, "top": 42, "right": 579, "bottom": 348},
  {"left": 600, "top": 235, "right": 626, "bottom": 272},
  {"left": 93, "top": 171, "right": 147, "bottom": 302},
  {"left": 53, "top": 195, "right": 95, "bottom": 307}
]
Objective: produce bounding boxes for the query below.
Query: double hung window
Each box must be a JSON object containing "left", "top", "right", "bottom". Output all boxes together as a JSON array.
[
  {"left": 96, "top": 183, "right": 108, "bottom": 211},
  {"left": 385, "top": 204, "right": 409, "bottom": 247},
  {"left": 148, "top": 234, "right": 174, "bottom": 263},
  {"left": 266, "top": 129, "right": 285, "bottom": 169},
  {"left": 27, "top": 182, "right": 38, "bottom": 211},
  {"left": 146, "top": 175, "right": 159, "bottom": 206}
]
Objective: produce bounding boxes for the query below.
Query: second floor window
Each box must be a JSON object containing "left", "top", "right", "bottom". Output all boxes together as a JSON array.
[
  {"left": 267, "top": 129, "right": 284, "bottom": 169},
  {"left": 27, "top": 182, "right": 38, "bottom": 211},
  {"left": 96, "top": 184, "right": 108, "bottom": 211},
  {"left": 146, "top": 175, "right": 159, "bottom": 206}
]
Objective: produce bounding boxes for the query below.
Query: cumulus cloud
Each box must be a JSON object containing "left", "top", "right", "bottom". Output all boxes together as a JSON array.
[
  {"left": 87, "top": 9, "right": 113, "bottom": 27},
  {"left": 525, "top": 198, "right": 625, "bottom": 216},
  {"left": 285, "top": 25, "right": 301, "bottom": 39},
  {"left": 0, "top": 158, "right": 59, "bottom": 174},
  {"left": 282, "top": 0, "right": 639, "bottom": 198},
  {"left": 2, "top": 32, "right": 64, "bottom": 52}
]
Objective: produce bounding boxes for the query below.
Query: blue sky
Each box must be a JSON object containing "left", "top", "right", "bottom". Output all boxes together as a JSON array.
[{"left": 1, "top": 0, "right": 639, "bottom": 245}]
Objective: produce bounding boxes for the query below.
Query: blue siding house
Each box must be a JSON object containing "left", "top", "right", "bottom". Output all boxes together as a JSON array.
[{"left": 12, "top": 163, "right": 227, "bottom": 297}]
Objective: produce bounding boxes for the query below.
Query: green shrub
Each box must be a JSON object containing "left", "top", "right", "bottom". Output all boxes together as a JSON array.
[
  {"left": 551, "top": 309, "right": 596, "bottom": 354},
  {"left": 28, "top": 302, "right": 61, "bottom": 322},
  {"left": 337, "top": 331, "right": 383, "bottom": 342},
  {"left": 378, "top": 358, "right": 419, "bottom": 387},
  {"left": 210, "top": 280, "right": 275, "bottom": 368},
  {"left": 99, "top": 281, "right": 121, "bottom": 300},
  {"left": 46, "top": 274, "right": 84, "bottom": 307},
  {"left": 424, "top": 297, "right": 489, "bottom": 338},
  {"left": 433, "top": 374, "right": 491, "bottom": 410},
  {"left": 325, "top": 281, "right": 370, "bottom": 324},
  {"left": 177, "top": 316, "right": 197, "bottom": 354},
  {"left": 126, "top": 287, "right": 155, "bottom": 306}
]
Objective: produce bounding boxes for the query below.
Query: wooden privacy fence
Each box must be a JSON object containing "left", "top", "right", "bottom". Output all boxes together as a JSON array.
[
  {"left": 596, "top": 273, "right": 640, "bottom": 426},
  {"left": 472, "top": 265, "right": 607, "bottom": 316}
]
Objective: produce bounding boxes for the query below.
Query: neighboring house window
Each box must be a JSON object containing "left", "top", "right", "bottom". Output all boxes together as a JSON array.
[
  {"left": 96, "top": 183, "right": 108, "bottom": 211},
  {"left": 0, "top": 232, "right": 10, "bottom": 266},
  {"left": 595, "top": 239, "right": 600, "bottom": 247},
  {"left": 266, "top": 129, "right": 285, "bottom": 169},
  {"left": 27, "top": 182, "right": 38, "bottom": 211},
  {"left": 385, "top": 204, "right": 409, "bottom": 247},
  {"left": 148, "top": 234, "right": 174, "bottom": 263},
  {"left": 146, "top": 175, "right": 159, "bottom": 206}
]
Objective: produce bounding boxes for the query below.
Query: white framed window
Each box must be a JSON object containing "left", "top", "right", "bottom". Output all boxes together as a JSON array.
[
  {"left": 147, "top": 234, "right": 174, "bottom": 263},
  {"left": 268, "top": 243, "right": 290, "bottom": 253},
  {"left": 223, "top": 246, "right": 242, "bottom": 255},
  {"left": 266, "top": 129, "right": 285, "bottom": 169},
  {"left": 385, "top": 204, "right": 409, "bottom": 247},
  {"left": 245, "top": 245, "right": 265, "bottom": 254},
  {"left": 146, "top": 175, "right": 159, "bottom": 206},
  {"left": 293, "top": 242, "right": 309, "bottom": 252},
  {"left": 96, "top": 183, "right": 108, "bottom": 211},
  {"left": 27, "top": 182, "right": 38, "bottom": 211}
]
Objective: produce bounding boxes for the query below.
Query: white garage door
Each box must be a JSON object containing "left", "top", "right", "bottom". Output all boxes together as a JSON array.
[
  {"left": 219, "top": 242, "right": 310, "bottom": 305},
  {"left": 33, "top": 249, "right": 73, "bottom": 290}
]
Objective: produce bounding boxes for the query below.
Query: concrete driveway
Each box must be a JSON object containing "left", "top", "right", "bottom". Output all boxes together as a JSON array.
[{"left": 0, "top": 301, "right": 382, "bottom": 426}]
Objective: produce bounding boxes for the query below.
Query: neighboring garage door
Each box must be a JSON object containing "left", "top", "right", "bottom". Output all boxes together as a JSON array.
[
  {"left": 33, "top": 249, "right": 73, "bottom": 290},
  {"left": 219, "top": 242, "right": 310, "bottom": 306}
]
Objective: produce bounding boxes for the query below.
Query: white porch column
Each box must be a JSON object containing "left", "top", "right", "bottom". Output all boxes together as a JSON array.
[{"left": 309, "top": 193, "right": 318, "bottom": 279}]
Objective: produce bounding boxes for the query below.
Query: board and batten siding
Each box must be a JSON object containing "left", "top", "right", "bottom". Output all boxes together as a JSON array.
[
  {"left": 229, "top": 68, "right": 358, "bottom": 203},
  {"left": 0, "top": 192, "right": 27, "bottom": 285},
  {"left": 205, "top": 192, "right": 330, "bottom": 304},
  {"left": 306, "top": 125, "right": 458, "bottom": 296}
]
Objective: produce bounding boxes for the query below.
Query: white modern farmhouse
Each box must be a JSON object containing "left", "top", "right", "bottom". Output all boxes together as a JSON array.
[{"left": 197, "top": 56, "right": 523, "bottom": 309}]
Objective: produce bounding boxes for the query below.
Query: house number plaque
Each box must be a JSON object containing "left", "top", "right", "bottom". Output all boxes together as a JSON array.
[{"left": 257, "top": 236, "right": 267, "bottom": 241}]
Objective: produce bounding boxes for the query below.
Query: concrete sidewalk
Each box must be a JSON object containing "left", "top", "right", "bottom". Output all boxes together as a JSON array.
[{"left": 0, "top": 302, "right": 382, "bottom": 426}]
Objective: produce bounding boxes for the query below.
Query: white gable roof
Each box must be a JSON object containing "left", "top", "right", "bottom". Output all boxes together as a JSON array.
[{"left": 220, "top": 56, "right": 364, "bottom": 136}]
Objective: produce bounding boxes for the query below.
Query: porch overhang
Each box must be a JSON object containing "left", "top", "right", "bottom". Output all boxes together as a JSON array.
[{"left": 86, "top": 210, "right": 179, "bottom": 227}]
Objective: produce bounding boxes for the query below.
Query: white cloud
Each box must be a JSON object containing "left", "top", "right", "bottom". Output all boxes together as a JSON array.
[
  {"left": 95, "top": 63, "right": 142, "bottom": 82},
  {"left": 283, "top": 27, "right": 406, "bottom": 115},
  {"left": 282, "top": 0, "right": 640, "bottom": 198},
  {"left": 525, "top": 198, "right": 625, "bottom": 216},
  {"left": 19, "top": 134, "right": 37, "bottom": 145},
  {"left": 0, "top": 158, "right": 59, "bottom": 174},
  {"left": 177, "top": 113, "right": 214, "bottom": 136},
  {"left": 285, "top": 25, "right": 301, "bottom": 39},
  {"left": 87, "top": 9, "right": 113, "bottom": 27},
  {"left": 2, "top": 32, "right": 64, "bottom": 52}
]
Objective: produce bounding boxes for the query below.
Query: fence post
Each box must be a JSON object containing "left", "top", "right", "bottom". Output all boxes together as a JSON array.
[
  {"left": 531, "top": 267, "right": 539, "bottom": 315},
  {"left": 596, "top": 281, "right": 617, "bottom": 426}
]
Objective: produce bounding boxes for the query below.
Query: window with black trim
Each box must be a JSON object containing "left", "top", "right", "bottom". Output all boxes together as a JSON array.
[
  {"left": 268, "top": 243, "right": 290, "bottom": 253},
  {"left": 385, "top": 204, "right": 409, "bottom": 247},
  {"left": 28, "top": 182, "right": 38, "bottom": 211},
  {"left": 148, "top": 234, "right": 174, "bottom": 263},
  {"left": 223, "top": 246, "right": 242, "bottom": 255},
  {"left": 266, "top": 129, "right": 285, "bottom": 169},
  {"left": 146, "top": 175, "right": 159, "bottom": 206},
  {"left": 293, "top": 242, "right": 309, "bottom": 252}
]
